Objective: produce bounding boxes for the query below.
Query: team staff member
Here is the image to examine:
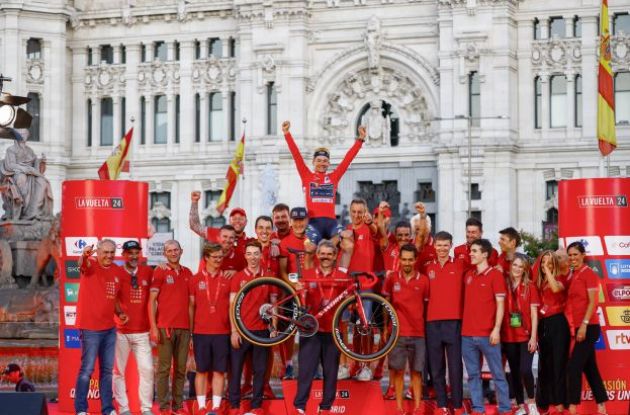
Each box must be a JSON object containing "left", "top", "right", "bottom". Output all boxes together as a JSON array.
[
  {"left": 535, "top": 250, "right": 570, "bottom": 413},
  {"left": 461, "top": 239, "right": 511, "bottom": 415},
  {"left": 423, "top": 231, "right": 466, "bottom": 415},
  {"left": 271, "top": 203, "right": 291, "bottom": 240},
  {"left": 282, "top": 120, "right": 365, "bottom": 245},
  {"left": 500, "top": 254, "right": 540, "bottom": 415},
  {"left": 382, "top": 244, "right": 429, "bottom": 415},
  {"left": 497, "top": 227, "right": 521, "bottom": 276},
  {"left": 565, "top": 242, "right": 608, "bottom": 415},
  {"left": 229, "top": 241, "right": 275, "bottom": 415},
  {"left": 378, "top": 219, "right": 412, "bottom": 273},
  {"left": 293, "top": 234, "right": 354, "bottom": 415},
  {"left": 189, "top": 243, "right": 231, "bottom": 415},
  {"left": 149, "top": 240, "right": 193, "bottom": 415},
  {"left": 454, "top": 218, "right": 498, "bottom": 272},
  {"left": 3, "top": 363, "right": 35, "bottom": 392},
  {"left": 113, "top": 241, "right": 154, "bottom": 415},
  {"left": 75, "top": 240, "right": 124, "bottom": 415}
]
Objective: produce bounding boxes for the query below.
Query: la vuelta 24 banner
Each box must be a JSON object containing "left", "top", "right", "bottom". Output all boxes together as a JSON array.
[
  {"left": 58, "top": 180, "right": 148, "bottom": 414},
  {"left": 559, "top": 178, "right": 630, "bottom": 415}
]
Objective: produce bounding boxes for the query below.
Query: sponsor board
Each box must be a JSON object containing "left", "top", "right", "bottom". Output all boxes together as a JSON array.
[
  {"left": 605, "top": 307, "right": 630, "bottom": 327},
  {"left": 604, "top": 236, "right": 630, "bottom": 256},
  {"left": 146, "top": 232, "right": 173, "bottom": 266},
  {"left": 606, "top": 259, "right": 630, "bottom": 279},
  {"left": 103, "top": 237, "right": 139, "bottom": 257},
  {"left": 577, "top": 194, "right": 628, "bottom": 208},
  {"left": 565, "top": 236, "right": 604, "bottom": 256},
  {"left": 64, "top": 328, "right": 81, "bottom": 349},
  {"left": 607, "top": 284, "right": 630, "bottom": 302},
  {"left": 606, "top": 329, "right": 630, "bottom": 350},
  {"left": 64, "top": 305, "right": 77, "bottom": 326},
  {"left": 586, "top": 259, "right": 604, "bottom": 278},
  {"left": 64, "top": 282, "right": 80, "bottom": 303},
  {"left": 594, "top": 331, "right": 606, "bottom": 350},
  {"left": 65, "top": 260, "right": 81, "bottom": 279},
  {"left": 74, "top": 196, "right": 124, "bottom": 210},
  {"left": 65, "top": 237, "right": 99, "bottom": 256},
  {"left": 597, "top": 307, "right": 606, "bottom": 327}
]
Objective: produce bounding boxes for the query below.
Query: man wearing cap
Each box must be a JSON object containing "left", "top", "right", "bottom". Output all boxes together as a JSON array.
[
  {"left": 3, "top": 363, "right": 35, "bottom": 392},
  {"left": 281, "top": 120, "right": 365, "bottom": 246},
  {"left": 113, "top": 240, "right": 154, "bottom": 415}
]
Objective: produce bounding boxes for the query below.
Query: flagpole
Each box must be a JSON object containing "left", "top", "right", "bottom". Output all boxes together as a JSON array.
[{"left": 238, "top": 117, "right": 247, "bottom": 210}]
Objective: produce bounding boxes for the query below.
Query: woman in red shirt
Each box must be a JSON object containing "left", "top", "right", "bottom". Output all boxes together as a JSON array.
[
  {"left": 566, "top": 242, "right": 608, "bottom": 415},
  {"left": 501, "top": 254, "right": 540, "bottom": 415},
  {"left": 535, "top": 250, "right": 570, "bottom": 414}
]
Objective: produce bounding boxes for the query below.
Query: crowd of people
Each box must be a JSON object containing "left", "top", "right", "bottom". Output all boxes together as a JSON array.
[{"left": 71, "top": 121, "right": 608, "bottom": 415}]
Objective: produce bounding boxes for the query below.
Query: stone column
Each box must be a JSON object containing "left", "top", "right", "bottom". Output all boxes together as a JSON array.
[
  {"left": 146, "top": 95, "right": 154, "bottom": 145},
  {"left": 221, "top": 36, "right": 230, "bottom": 59},
  {"left": 91, "top": 98, "right": 100, "bottom": 155},
  {"left": 113, "top": 95, "right": 122, "bottom": 146},
  {"left": 540, "top": 74, "right": 550, "bottom": 131},
  {"left": 200, "top": 93, "right": 208, "bottom": 152},
  {"left": 167, "top": 93, "right": 176, "bottom": 152},
  {"left": 199, "top": 39, "right": 208, "bottom": 60},
  {"left": 94, "top": 46, "right": 101, "bottom": 66},
  {"left": 566, "top": 71, "right": 575, "bottom": 136},
  {"left": 565, "top": 16, "right": 574, "bottom": 38},
  {"left": 222, "top": 90, "right": 230, "bottom": 144},
  {"left": 146, "top": 42, "right": 154, "bottom": 62},
  {"left": 179, "top": 40, "right": 195, "bottom": 152},
  {"left": 114, "top": 45, "right": 121, "bottom": 65},
  {"left": 167, "top": 41, "right": 175, "bottom": 62},
  {"left": 540, "top": 18, "right": 550, "bottom": 39}
]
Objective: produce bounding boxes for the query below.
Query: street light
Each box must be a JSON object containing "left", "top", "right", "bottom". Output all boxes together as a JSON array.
[{"left": 433, "top": 114, "right": 508, "bottom": 218}]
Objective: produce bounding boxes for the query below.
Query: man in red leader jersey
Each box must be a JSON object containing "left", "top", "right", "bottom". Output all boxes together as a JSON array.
[
  {"left": 423, "top": 232, "right": 466, "bottom": 415},
  {"left": 113, "top": 240, "right": 154, "bottom": 415},
  {"left": 454, "top": 218, "right": 498, "bottom": 272},
  {"left": 75, "top": 240, "right": 125, "bottom": 415},
  {"left": 189, "top": 243, "right": 232, "bottom": 415},
  {"left": 382, "top": 244, "right": 430, "bottom": 415},
  {"left": 496, "top": 227, "right": 521, "bottom": 276},
  {"left": 149, "top": 240, "right": 193, "bottom": 415},
  {"left": 282, "top": 120, "right": 366, "bottom": 245}
]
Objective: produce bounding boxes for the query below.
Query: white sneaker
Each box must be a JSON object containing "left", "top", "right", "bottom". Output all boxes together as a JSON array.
[
  {"left": 337, "top": 365, "right": 350, "bottom": 380},
  {"left": 356, "top": 365, "right": 372, "bottom": 381},
  {"left": 528, "top": 403, "right": 540, "bottom": 415},
  {"left": 514, "top": 407, "right": 527, "bottom": 415}
]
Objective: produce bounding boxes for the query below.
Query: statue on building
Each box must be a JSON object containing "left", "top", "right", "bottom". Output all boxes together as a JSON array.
[
  {"left": 361, "top": 100, "right": 390, "bottom": 146},
  {"left": 0, "top": 128, "right": 53, "bottom": 221},
  {"left": 364, "top": 16, "right": 382, "bottom": 71}
]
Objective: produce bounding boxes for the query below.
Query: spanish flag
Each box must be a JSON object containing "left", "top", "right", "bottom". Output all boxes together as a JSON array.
[
  {"left": 597, "top": 0, "right": 616, "bottom": 156},
  {"left": 216, "top": 132, "right": 245, "bottom": 214},
  {"left": 98, "top": 127, "right": 133, "bottom": 180}
]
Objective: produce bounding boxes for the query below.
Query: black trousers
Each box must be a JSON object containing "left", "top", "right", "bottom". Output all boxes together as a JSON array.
[
  {"left": 229, "top": 331, "right": 269, "bottom": 409},
  {"left": 426, "top": 320, "right": 463, "bottom": 408},
  {"left": 502, "top": 341, "right": 535, "bottom": 404},
  {"left": 567, "top": 324, "right": 608, "bottom": 405},
  {"left": 294, "top": 332, "right": 341, "bottom": 411},
  {"left": 536, "top": 313, "right": 570, "bottom": 409}
]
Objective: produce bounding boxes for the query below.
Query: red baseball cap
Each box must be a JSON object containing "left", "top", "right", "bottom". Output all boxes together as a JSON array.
[{"left": 230, "top": 207, "right": 247, "bottom": 217}]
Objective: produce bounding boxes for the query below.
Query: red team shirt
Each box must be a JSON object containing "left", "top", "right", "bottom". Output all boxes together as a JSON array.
[
  {"left": 424, "top": 258, "right": 466, "bottom": 321},
  {"left": 538, "top": 273, "right": 568, "bottom": 318},
  {"left": 382, "top": 243, "right": 401, "bottom": 272},
  {"left": 462, "top": 266, "right": 507, "bottom": 337},
  {"left": 230, "top": 268, "right": 273, "bottom": 331},
  {"left": 302, "top": 267, "right": 349, "bottom": 333},
  {"left": 382, "top": 271, "right": 430, "bottom": 337},
  {"left": 150, "top": 265, "right": 193, "bottom": 329},
  {"left": 279, "top": 231, "right": 308, "bottom": 274},
  {"left": 454, "top": 243, "right": 499, "bottom": 272},
  {"left": 284, "top": 131, "right": 362, "bottom": 219},
  {"left": 501, "top": 281, "right": 541, "bottom": 343},
  {"left": 117, "top": 265, "right": 153, "bottom": 334},
  {"left": 260, "top": 244, "right": 279, "bottom": 277},
  {"left": 496, "top": 252, "right": 514, "bottom": 276},
  {"left": 77, "top": 257, "right": 121, "bottom": 331},
  {"left": 190, "top": 269, "right": 231, "bottom": 335},
  {"left": 415, "top": 236, "right": 437, "bottom": 272},
  {"left": 347, "top": 223, "right": 377, "bottom": 273},
  {"left": 566, "top": 265, "right": 600, "bottom": 327}
]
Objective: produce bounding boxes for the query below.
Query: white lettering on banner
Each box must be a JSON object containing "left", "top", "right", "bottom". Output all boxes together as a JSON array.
[
  {"left": 577, "top": 194, "right": 628, "bottom": 208},
  {"left": 565, "top": 236, "right": 604, "bottom": 256},
  {"left": 74, "top": 196, "right": 124, "bottom": 210},
  {"left": 604, "top": 236, "right": 630, "bottom": 256},
  {"left": 606, "top": 330, "right": 630, "bottom": 350},
  {"left": 64, "top": 237, "right": 99, "bottom": 256}
]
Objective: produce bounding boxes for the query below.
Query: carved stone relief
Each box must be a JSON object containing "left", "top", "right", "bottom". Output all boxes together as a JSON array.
[
  {"left": 611, "top": 34, "right": 630, "bottom": 72},
  {"left": 137, "top": 61, "right": 180, "bottom": 95},
  {"left": 191, "top": 57, "right": 237, "bottom": 92},
  {"left": 531, "top": 38, "right": 582, "bottom": 73},
  {"left": 85, "top": 64, "right": 126, "bottom": 97}
]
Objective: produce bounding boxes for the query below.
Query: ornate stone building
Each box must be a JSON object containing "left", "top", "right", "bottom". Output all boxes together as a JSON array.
[{"left": 1, "top": 0, "right": 629, "bottom": 265}]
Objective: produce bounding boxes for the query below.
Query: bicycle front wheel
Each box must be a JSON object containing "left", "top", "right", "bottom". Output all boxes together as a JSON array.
[
  {"left": 231, "top": 277, "right": 301, "bottom": 347},
  {"left": 331, "top": 292, "right": 399, "bottom": 362}
]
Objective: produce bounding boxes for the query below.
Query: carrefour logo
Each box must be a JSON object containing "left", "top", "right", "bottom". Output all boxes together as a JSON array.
[
  {"left": 65, "top": 237, "right": 98, "bottom": 256},
  {"left": 604, "top": 236, "right": 630, "bottom": 256}
]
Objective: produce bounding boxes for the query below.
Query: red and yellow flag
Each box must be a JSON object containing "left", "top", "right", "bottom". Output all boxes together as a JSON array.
[
  {"left": 216, "top": 132, "right": 245, "bottom": 214},
  {"left": 98, "top": 127, "right": 133, "bottom": 180},
  {"left": 597, "top": 0, "right": 616, "bottom": 156}
]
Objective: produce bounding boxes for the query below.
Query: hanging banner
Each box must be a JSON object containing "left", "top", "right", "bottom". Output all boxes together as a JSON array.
[
  {"left": 559, "top": 178, "right": 630, "bottom": 415},
  {"left": 58, "top": 180, "right": 148, "bottom": 414}
]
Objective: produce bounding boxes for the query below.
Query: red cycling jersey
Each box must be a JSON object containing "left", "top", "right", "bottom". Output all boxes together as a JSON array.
[{"left": 284, "top": 131, "right": 363, "bottom": 219}]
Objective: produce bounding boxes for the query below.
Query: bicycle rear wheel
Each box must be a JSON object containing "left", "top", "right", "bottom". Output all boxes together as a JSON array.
[
  {"left": 231, "top": 277, "right": 301, "bottom": 347},
  {"left": 331, "top": 292, "right": 399, "bottom": 362}
]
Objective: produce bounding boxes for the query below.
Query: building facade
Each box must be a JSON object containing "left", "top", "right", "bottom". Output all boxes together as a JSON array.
[{"left": 1, "top": 0, "right": 629, "bottom": 266}]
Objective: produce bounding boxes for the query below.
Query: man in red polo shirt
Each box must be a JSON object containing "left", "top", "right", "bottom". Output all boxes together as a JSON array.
[
  {"left": 189, "top": 243, "right": 231, "bottom": 415},
  {"left": 272, "top": 203, "right": 291, "bottom": 241},
  {"left": 149, "top": 240, "right": 193, "bottom": 415},
  {"left": 497, "top": 227, "right": 521, "bottom": 276},
  {"left": 413, "top": 205, "right": 437, "bottom": 272},
  {"left": 378, "top": 219, "right": 412, "bottom": 272},
  {"left": 461, "top": 239, "right": 511, "bottom": 415},
  {"left": 74, "top": 240, "right": 124, "bottom": 415},
  {"left": 113, "top": 240, "right": 154, "bottom": 415},
  {"left": 424, "top": 232, "right": 466, "bottom": 415},
  {"left": 382, "top": 244, "right": 429, "bottom": 415},
  {"left": 454, "top": 218, "right": 498, "bottom": 272}
]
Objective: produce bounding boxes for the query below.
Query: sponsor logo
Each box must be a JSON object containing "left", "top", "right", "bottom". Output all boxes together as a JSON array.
[
  {"left": 64, "top": 305, "right": 77, "bottom": 326},
  {"left": 103, "top": 237, "right": 139, "bottom": 257},
  {"left": 565, "top": 236, "right": 604, "bottom": 256},
  {"left": 65, "top": 237, "right": 98, "bottom": 256},
  {"left": 74, "top": 196, "right": 124, "bottom": 210},
  {"left": 594, "top": 331, "right": 606, "bottom": 350},
  {"left": 64, "top": 282, "right": 80, "bottom": 303},
  {"left": 586, "top": 260, "right": 604, "bottom": 278},
  {"left": 604, "top": 236, "right": 630, "bottom": 256},
  {"left": 606, "top": 329, "right": 630, "bottom": 350},
  {"left": 605, "top": 307, "right": 630, "bottom": 326},
  {"left": 313, "top": 389, "right": 350, "bottom": 400},
  {"left": 577, "top": 194, "right": 628, "bottom": 208},
  {"left": 597, "top": 307, "right": 606, "bottom": 327},
  {"left": 64, "top": 328, "right": 81, "bottom": 349},
  {"left": 606, "top": 259, "right": 630, "bottom": 279},
  {"left": 65, "top": 260, "right": 80, "bottom": 279},
  {"left": 607, "top": 284, "right": 630, "bottom": 302}
]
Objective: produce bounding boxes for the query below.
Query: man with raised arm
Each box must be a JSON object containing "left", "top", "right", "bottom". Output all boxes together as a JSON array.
[{"left": 281, "top": 120, "right": 365, "bottom": 246}]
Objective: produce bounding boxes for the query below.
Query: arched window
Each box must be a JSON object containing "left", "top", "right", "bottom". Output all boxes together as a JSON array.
[
  {"left": 550, "top": 75, "right": 567, "bottom": 127},
  {"left": 154, "top": 95, "right": 167, "bottom": 144},
  {"left": 209, "top": 92, "right": 223, "bottom": 141},
  {"left": 26, "top": 38, "right": 41, "bottom": 59},
  {"left": 27, "top": 93, "right": 40, "bottom": 142},
  {"left": 100, "top": 97, "right": 113, "bottom": 146},
  {"left": 534, "top": 76, "right": 542, "bottom": 129}
]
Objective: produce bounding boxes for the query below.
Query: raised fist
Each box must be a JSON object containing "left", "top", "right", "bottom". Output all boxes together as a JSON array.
[
  {"left": 191, "top": 191, "right": 201, "bottom": 203},
  {"left": 357, "top": 125, "right": 367, "bottom": 141},
  {"left": 282, "top": 121, "right": 291, "bottom": 133},
  {"left": 415, "top": 202, "right": 426, "bottom": 215}
]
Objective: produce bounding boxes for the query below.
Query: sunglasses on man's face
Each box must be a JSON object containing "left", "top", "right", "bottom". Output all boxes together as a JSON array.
[{"left": 131, "top": 273, "right": 138, "bottom": 289}]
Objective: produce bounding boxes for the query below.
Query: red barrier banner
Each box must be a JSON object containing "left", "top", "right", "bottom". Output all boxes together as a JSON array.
[
  {"left": 58, "top": 180, "right": 148, "bottom": 414},
  {"left": 559, "top": 178, "right": 630, "bottom": 415},
  {"left": 282, "top": 379, "right": 385, "bottom": 414}
]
